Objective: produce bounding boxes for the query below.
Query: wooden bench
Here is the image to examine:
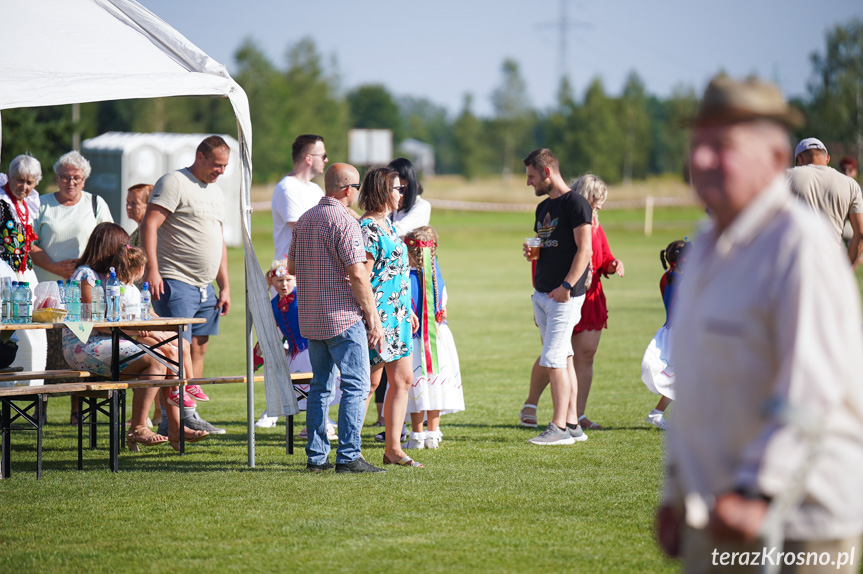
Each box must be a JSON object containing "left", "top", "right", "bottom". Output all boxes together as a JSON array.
[
  {"left": 0, "top": 370, "right": 95, "bottom": 384},
  {"left": 0, "top": 381, "right": 126, "bottom": 478}
]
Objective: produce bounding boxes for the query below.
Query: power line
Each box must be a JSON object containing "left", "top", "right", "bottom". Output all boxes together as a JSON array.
[{"left": 536, "top": 0, "right": 592, "bottom": 90}]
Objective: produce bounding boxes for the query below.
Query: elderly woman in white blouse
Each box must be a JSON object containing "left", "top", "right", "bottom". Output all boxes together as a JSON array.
[
  {"left": 0, "top": 155, "right": 47, "bottom": 384},
  {"left": 31, "top": 151, "right": 113, "bottom": 282}
]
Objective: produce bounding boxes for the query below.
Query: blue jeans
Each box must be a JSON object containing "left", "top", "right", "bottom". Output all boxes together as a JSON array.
[{"left": 306, "top": 320, "right": 370, "bottom": 465}]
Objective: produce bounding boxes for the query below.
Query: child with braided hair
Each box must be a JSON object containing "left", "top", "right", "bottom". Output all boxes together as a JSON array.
[
  {"left": 402, "top": 226, "right": 464, "bottom": 449},
  {"left": 641, "top": 239, "right": 690, "bottom": 430}
]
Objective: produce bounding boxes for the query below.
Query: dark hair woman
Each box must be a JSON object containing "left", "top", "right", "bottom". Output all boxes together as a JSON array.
[{"left": 387, "top": 158, "right": 431, "bottom": 237}]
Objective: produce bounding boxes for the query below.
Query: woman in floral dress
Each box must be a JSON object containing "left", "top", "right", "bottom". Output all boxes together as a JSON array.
[
  {"left": 359, "top": 166, "right": 421, "bottom": 468},
  {"left": 0, "top": 155, "right": 47, "bottom": 384}
]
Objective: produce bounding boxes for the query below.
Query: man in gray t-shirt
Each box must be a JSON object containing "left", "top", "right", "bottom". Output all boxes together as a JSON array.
[{"left": 141, "top": 135, "right": 231, "bottom": 435}]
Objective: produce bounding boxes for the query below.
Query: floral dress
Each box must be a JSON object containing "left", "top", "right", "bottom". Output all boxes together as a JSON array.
[
  {"left": 360, "top": 218, "right": 412, "bottom": 365},
  {"left": 61, "top": 266, "right": 141, "bottom": 376}
]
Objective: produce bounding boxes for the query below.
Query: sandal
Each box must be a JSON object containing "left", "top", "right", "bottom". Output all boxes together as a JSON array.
[
  {"left": 519, "top": 403, "right": 538, "bottom": 428},
  {"left": 383, "top": 453, "right": 423, "bottom": 467},
  {"left": 578, "top": 415, "right": 604, "bottom": 431},
  {"left": 126, "top": 426, "right": 169, "bottom": 452}
]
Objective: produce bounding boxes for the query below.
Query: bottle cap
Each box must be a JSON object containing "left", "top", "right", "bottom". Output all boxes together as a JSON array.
[
  {"left": 142, "top": 282, "right": 149, "bottom": 290},
  {"left": 95, "top": 280, "right": 101, "bottom": 285}
]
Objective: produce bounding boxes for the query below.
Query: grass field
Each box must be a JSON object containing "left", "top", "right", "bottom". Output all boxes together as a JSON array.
[{"left": 1, "top": 204, "right": 861, "bottom": 573}]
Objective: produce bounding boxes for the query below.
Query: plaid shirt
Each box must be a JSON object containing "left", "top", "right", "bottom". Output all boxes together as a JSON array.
[{"left": 289, "top": 196, "right": 367, "bottom": 340}]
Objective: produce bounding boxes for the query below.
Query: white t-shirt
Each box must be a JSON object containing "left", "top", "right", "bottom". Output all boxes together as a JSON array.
[
  {"left": 271, "top": 175, "right": 323, "bottom": 260},
  {"left": 34, "top": 191, "right": 113, "bottom": 282},
  {"left": 391, "top": 196, "right": 432, "bottom": 237}
]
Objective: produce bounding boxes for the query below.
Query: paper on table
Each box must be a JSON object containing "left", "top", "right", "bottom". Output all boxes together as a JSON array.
[{"left": 64, "top": 321, "right": 94, "bottom": 343}]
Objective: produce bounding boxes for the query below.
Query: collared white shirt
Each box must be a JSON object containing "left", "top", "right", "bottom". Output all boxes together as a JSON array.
[{"left": 665, "top": 176, "right": 863, "bottom": 540}]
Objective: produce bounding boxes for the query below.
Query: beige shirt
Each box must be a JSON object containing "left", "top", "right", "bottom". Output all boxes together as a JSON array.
[
  {"left": 665, "top": 177, "right": 863, "bottom": 541},
  {"left": 786, "top": 164, "right": 863, "bottom": 241},
  {"left": 149, "top": 168, "right": 225, "bottom": 286}
]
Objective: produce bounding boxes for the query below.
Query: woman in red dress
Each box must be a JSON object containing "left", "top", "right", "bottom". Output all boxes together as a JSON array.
[{"left": 520, "top": 174, "right": 623, "bottom": 430}]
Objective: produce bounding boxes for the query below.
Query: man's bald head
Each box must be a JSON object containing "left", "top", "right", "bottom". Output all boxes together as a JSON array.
[{"left": 324, "top": 163, "right": 360, "bottom": 196}]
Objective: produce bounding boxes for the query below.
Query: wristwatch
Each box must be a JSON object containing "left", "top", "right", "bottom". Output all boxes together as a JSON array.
[{"left": 561, "top": 280, "right": 572, "bottom": 291}]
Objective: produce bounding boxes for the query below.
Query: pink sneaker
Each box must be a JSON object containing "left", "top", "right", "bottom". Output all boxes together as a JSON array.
[
  {"left": 186, "top": 385, "right": 210, "bottom": 401},
  {"left": 167, "top": 389, "right": 197, "bottom": 409}
]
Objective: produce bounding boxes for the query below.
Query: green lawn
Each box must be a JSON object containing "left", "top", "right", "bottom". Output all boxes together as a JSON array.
[{"left": 1, "top": 206, "right": 859, "bottom": 573}]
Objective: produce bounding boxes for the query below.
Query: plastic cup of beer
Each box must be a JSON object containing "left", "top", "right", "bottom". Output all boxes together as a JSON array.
[{"left": 525, "top": 238, "right": 541, "bottom": 261}]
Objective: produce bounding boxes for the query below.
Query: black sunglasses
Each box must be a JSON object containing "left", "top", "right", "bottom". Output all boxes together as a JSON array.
[
  {"left": 344, "top": 183, "right": 361, "bottom": 190},
  {"left": 393, "top": 185, "right": 406, "bottom": 194}
]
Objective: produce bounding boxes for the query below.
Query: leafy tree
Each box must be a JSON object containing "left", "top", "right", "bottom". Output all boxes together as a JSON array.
[
  {"left": 491, "top": 59, "right": 533, "bottom": 176},
  {"left": 347, "top": 84, "right": 403, "bottom": 142},
  {"left": 807, "top": 18, "right": 863, "bottom": 164},
  {"left": 398, "top": 96, "right": 456, "bottom": 174},
  {"left": 452, "top": 94, "right": 487, "bottom": 179},
  {"left": 649, "top": 85, "right": 698, "bottom": 178},
  {"left": 574, "top": 77, "right": 625, "bottom": 184},
  {"left": 620, "top": 71, "right": 652, "bottom": 182},
  {"left": 1, "top": 106, "right": 74, "bottom": 190}
]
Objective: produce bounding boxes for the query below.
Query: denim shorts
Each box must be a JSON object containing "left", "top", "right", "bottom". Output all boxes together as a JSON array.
[
  {"left": 152, "top": 278, "right": 220, "bottom": 342},
  {"left": 532, "top": 290, "right": 585, "bottom": 369}
]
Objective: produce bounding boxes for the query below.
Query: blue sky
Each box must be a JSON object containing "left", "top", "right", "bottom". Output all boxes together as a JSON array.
[{"left": 140, "top": 0, "right": 863, "bottom": 117}]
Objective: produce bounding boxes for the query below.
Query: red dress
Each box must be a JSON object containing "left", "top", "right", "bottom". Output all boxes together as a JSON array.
[{"left": 574, "top": 220, "right": 616, "bottom": 333}]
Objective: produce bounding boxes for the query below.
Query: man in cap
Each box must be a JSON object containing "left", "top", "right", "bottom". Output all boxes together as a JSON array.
[
  {"left": 656, "top": 75, "right": 863, "bottom": 573},
  {"left": 787, "top": 137, "right": 863, "bottom": 268}
]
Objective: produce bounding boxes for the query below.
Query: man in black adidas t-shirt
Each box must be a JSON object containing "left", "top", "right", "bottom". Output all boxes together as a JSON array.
[{"left": 522, "top": 148, "right": 593, "bottom": 446}]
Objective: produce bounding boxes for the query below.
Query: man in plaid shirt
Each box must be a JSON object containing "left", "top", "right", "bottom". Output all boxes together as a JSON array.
[{"left": 289, "top": 163, "right": 385, "bottom": 473}]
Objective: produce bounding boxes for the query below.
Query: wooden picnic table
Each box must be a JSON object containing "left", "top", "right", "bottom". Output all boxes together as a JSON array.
[{"left": 0, "top": 317, "right": 206, "bottom": 476}]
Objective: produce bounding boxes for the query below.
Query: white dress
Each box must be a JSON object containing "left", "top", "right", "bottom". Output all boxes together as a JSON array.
[
  {"left": 405, "top": 283, "right": 464, "bottom": 416},
  {"left": 641, "top": 325, "right": 675, "bottom": 400}
]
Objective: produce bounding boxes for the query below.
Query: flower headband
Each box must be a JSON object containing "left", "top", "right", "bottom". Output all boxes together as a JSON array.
[
  {"left": 404, "top": 237, "right": 436, "bottom": 248},
  {"left": 266, "top": 266, "right": 290, "bottom": 279}
]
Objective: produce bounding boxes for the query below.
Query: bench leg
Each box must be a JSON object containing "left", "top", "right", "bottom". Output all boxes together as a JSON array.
[
  {"left": 77, "top": 400, "right": 83, "bottom": 471},
  {"left": 109, "top": 392, "right": 118, "bottom": 473},
  {"left": 120, "top": 390, "right": 126, "bottom": 451},
  {"left": 286, "top": 415, "right": 294, "bottom": 455},
  {"left": 1, "top": 400, "right": 9, "bottom": 479},
  {"left": 36, "top": 395, "right": 43, "bottom": 480}
]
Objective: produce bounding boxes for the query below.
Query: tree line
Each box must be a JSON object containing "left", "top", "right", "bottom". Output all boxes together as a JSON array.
[{"left": 2, "top": 20, "right": 861, "bottom": 187}]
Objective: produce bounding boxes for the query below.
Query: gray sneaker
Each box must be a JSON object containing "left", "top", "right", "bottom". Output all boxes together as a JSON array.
[
  {"left": 335, "top": 457, "right": 386, "bottom": 473},
  {"left": 184, "top": 411, "right": 226, "bottom": 435},
  {"left": 527, "top": 422, "right": 576, "bottom": 445},
  {"left": 568, "top": 424, "right": 589, "bottom": 442}
]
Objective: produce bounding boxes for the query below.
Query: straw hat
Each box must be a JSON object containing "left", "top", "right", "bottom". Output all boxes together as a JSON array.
[{"left": 692, "top": 75, "right": 804, "bottom": 129}]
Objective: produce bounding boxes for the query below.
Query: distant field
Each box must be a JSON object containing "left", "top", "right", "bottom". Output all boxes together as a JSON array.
[{"left": 251, "top": 173, "right": 695, "bottom": 209}]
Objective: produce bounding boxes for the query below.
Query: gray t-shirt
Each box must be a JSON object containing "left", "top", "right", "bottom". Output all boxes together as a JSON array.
[
  {"left": 786, "top": 164, "right": 863, "bottom": 241},
  {"left": 149, "top": 168, "right": 225, "bottom": 286}
]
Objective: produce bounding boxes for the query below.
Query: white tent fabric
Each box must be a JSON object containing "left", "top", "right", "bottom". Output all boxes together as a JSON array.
[{"left": 0, "top": 0, "right": 299, "bottom": 465}]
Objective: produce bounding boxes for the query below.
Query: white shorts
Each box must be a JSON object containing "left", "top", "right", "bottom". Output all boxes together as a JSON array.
[{"left": 532, "top": 290, "right": 585, "bottom": 369}]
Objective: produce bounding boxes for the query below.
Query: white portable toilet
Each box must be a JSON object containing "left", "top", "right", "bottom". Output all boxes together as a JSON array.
[{"left": 82, "top": 132, "right": 242, "bottom": 247}]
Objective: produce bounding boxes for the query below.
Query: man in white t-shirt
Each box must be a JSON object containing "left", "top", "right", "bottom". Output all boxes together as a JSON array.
[{"left": 271, "top": 135, "right": 328, "bottom": 260}]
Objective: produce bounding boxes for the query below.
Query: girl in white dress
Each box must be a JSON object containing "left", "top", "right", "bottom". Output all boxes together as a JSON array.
[
  {"left": 402, "top": 226, "right": 464, "bottom": 449},
  {"left": 641, "top": 239, "right": 690, "bottom": 430}
]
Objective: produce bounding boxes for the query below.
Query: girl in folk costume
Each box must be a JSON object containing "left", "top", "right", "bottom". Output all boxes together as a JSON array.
[
  {"left": 253, "top": 259, "right": 339, "bottom": 438},
  {"left": 402, "top": 226, "right": 464, "bottom": 450},
  {"left": 641, "top": 239, "right": 690, "bottom": 430}
]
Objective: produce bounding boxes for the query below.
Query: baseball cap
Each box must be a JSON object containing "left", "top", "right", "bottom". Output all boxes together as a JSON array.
[{"left": 794, "top": 138, "right": 828, "bottom": 158}]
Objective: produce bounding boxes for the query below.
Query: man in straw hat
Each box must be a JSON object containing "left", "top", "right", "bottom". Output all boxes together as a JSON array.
[{"left": 656, "top": 75, "right": 863, "bottom": 573}]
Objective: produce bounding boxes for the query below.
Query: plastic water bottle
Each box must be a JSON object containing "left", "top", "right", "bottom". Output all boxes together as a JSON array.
[
  {"left": 106, "top": 267, "right": 121, "bottom": 322},
  {"left": 56, "top": 279, "right": 66, "bottom": 311},
  {"left": 119, "top": 286, "right": 127, "bottom": 320},
  {"left": 66, "top": 280, "right": 81, "bottom": 321},
  {"left": 140, "top": 282, "right": 151, "bottom": 321},
  {"left": 92, "top": 280, "right": 105, "bottom": 321},
  {"left": 19, "top": 282, "right": 32, "bottom": 324},
  {"left": 1, "top": 279, "right": 12, "bottom": 323}
]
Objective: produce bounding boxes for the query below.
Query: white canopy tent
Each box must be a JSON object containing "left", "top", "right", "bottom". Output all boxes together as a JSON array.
[{"left": 0, "top": 0, "right": 298, "bottom": 465}]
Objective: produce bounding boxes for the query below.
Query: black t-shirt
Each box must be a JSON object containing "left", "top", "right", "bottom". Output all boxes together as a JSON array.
[{"left": 533, "top": 191, "right": 592, "bottom": 296}]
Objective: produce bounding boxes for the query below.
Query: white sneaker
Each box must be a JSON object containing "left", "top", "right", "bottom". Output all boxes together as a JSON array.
[
  {"left": 424, "top": 430, "right": 442, "bottom": 449},
  {"left": 403, "top": 431, "right": 426, "bottom": 449},
  {"left": 255, "top": 413, "right": 279, "bottom": 428},
  {"left": 326, "top": 423, "right": 338, "bottom": 442},
  {"left": 646, "top": 411, "right": 669, "bottom": 430}
]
